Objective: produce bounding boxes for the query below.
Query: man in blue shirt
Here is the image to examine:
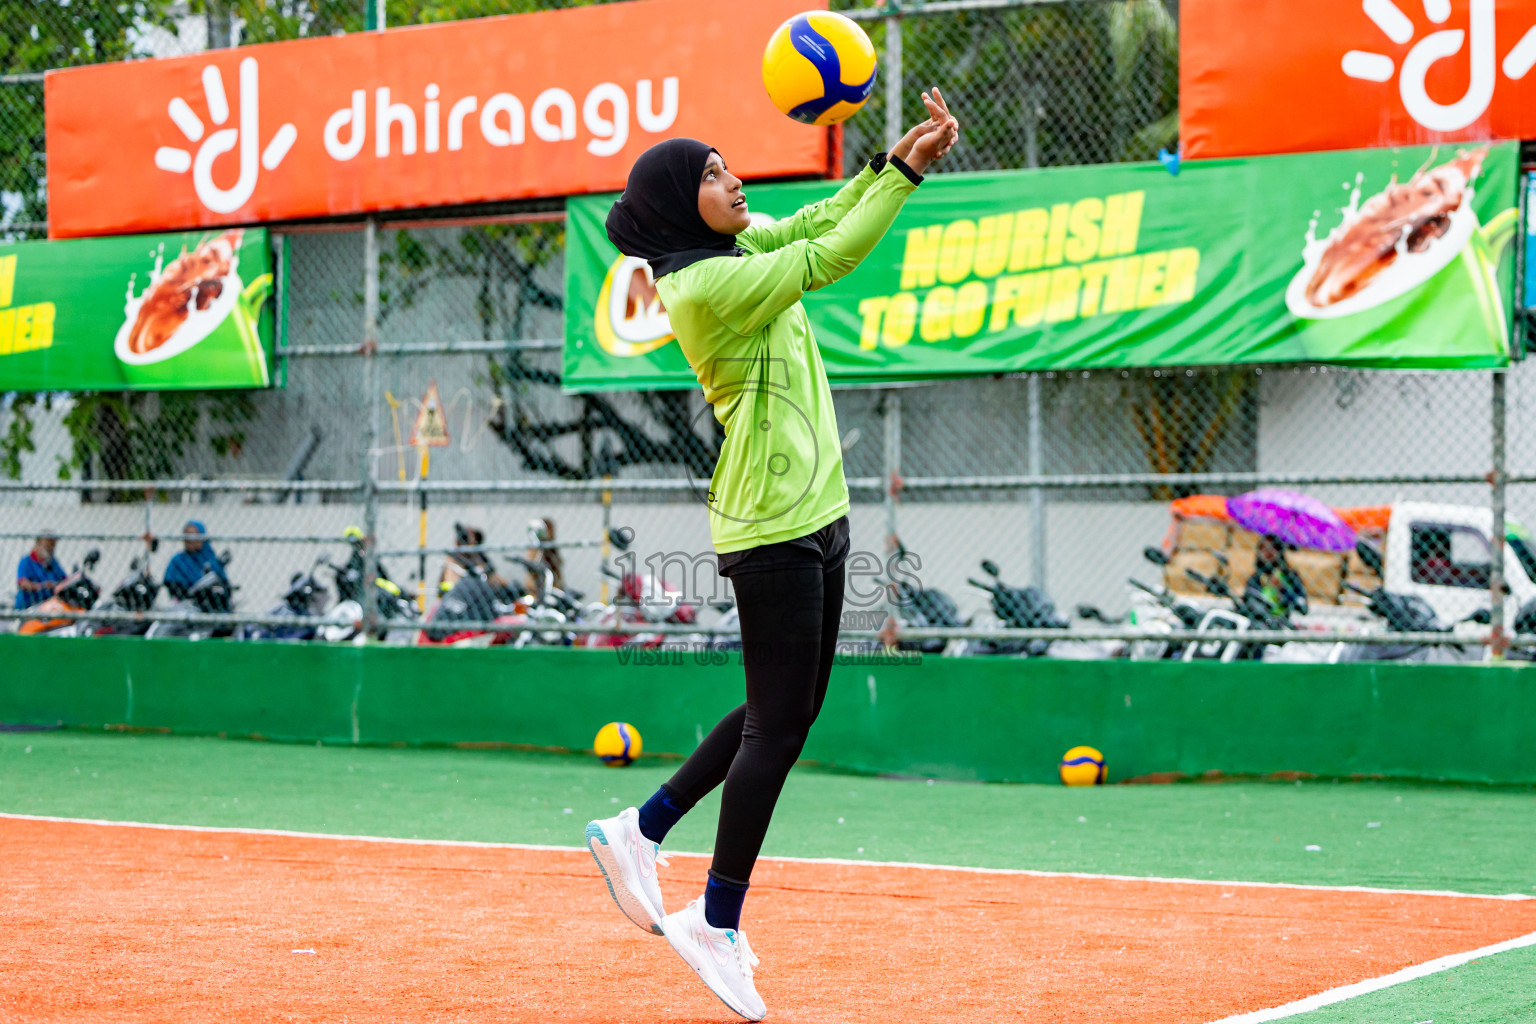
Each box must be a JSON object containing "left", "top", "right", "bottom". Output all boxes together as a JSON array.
[
  {"left": 163, "top": 520, "right": 228, "bottom": 599},
  {"left": 14, "top": 530, "right": 67, "bottom": 610}
]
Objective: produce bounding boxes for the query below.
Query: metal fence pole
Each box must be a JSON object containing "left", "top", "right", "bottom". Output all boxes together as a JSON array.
[
  {"left": 884, "top": 389, "right": 902, "bottom": 546},
  {"left": 361, "top": 216, "right": 382, "bottom": 641},
  {"left": 1028, "top": 372, "right": 1046, "bottom": 590},
  {"left": 1490, "top": 368, "right": 1508, "bottom": 661},
  {"left": 878, "top": 11, "right": 905, "bottom": 645},
  {"left": 884, "top": 6, "right": 903, "bottom": 152},
  {"left": 882, "top": 388, "right": 902, "bottom": 644}
]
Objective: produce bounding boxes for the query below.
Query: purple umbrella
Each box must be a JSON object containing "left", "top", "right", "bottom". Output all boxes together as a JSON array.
[{"left": 1225, "top": 489, "right": 1357, "bottom": 552}]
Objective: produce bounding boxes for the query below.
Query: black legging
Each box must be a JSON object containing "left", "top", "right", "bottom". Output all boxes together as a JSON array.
[{"left": 660, "top": 561, "right": 846, "bottom": 884}]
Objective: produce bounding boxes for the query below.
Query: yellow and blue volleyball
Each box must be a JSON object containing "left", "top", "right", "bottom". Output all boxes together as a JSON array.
[
  {"left": 762, "top": 11, "right": 878, "bottom": 126},
  {"left": 594, "top": 722, "right": 641, "bottom": 767},
  {"left": 1059, "top": 746, "right": 1106, "bottom": 786}
]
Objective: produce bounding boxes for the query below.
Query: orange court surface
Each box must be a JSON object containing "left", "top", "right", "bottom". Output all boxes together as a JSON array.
[{"left": 4, "top": 814, "right": 1534, "bottom": 1023}]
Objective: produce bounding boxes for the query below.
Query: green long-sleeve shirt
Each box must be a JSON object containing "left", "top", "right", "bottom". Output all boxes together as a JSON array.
[{"left": 656, "top": 159, "right": 919, "bottom": 554}]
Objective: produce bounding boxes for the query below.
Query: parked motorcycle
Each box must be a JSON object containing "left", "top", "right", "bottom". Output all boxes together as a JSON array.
[
  {"left": 1179, "top": 564, "right": 1295, "bottom": 662},
  {"left": 327, "top": 549, "right": 418, "bottom": 643},
  {"left": 1335, "top": 540, "right": 1480, "bottom": 663},
  {"left": 1077, "top": 547, "right": 1208, "bottom": 660},
  {"left": 965, "top": 558, "right": 1071, "bottom": 657},
  {"left": 579, "top": 565, "right": 705, "bottom": 650},
  {"left": 77, "top": 553, "right": 160, "bottom": 637},
  {"left": 17, "top": 549, "right": 102, "bottom": 637},
  {"left": 145, "top": 550, "right": 237, "bottom": 640},
  {"left": 238, "top": 554, "right": 333, "bottom": 641},
  {"left": 875, "top": 542, "right": 973, "bottom": 655}
]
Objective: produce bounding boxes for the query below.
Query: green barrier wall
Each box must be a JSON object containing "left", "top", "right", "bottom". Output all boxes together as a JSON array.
[{"left": 2, "top": 635, "right": 1532, "bottom": 784}]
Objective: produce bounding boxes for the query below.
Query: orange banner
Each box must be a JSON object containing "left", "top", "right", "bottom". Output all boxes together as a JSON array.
[
  {"left": 1181, "top": 0, "right": 1536, "bottom": 158},
  {"left": 46, "top": 0, "right": 829, "bottom": 238}
]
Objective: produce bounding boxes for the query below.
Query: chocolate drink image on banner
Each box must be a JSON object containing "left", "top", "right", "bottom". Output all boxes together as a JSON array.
[
  {"left": 1283, "top": 147, "right": 1518, "bottom": 361},
  {"left": 114, "top": 230, "right": 273, "bottom": 388}
]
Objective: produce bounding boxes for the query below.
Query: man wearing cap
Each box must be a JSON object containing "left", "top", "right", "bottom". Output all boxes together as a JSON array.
[
  {"left": 163, "top": 520, "right": 228, "bottom": 600},
  {"left": 14, "top": 530, "right": 67, "bottom": 610}
]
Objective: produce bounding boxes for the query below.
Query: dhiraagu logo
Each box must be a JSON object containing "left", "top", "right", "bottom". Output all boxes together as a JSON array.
[
  {"left": 1343, "top": 0, "right": 1536, "bottom": 131},
  {"left": 153, "top": 58, "right": 298, "bottom": 215}
]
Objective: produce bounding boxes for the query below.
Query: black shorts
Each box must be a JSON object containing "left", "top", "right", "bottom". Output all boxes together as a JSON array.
[{"left": 715, "top": 514, "right": 851, "bottom": 578}]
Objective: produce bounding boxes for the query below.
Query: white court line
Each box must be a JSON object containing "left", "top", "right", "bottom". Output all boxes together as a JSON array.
[
  {"left": 1205, "top": 930, "right": 1536, "bottom": 1023},
  {"left": 2, "top": 811, "right": 1531, "bottom": 902}
]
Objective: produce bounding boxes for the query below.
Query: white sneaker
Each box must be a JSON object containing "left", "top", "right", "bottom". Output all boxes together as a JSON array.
[
  {"left": 585, "top": 806, "right": 668, "bottom": 934},
  {"left": 661, "top": 894, "right": 766, "bottom": 1021}
]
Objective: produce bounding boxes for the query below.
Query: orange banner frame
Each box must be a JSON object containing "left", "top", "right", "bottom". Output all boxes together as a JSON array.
[
  {"left": 46, "top": 0, "right": 830, "bottom": 237},
  {"left": 1181, "top": 0, "right": 1536, "bottom": 158}
]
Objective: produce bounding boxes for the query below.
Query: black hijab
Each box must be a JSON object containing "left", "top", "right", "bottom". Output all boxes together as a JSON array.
[{"left": 605, "top": 138, "right": 744, "bottom": 279}]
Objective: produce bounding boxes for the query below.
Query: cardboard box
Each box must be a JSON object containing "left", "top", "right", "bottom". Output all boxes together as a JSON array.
[
  {"left": 1176, "top": 518, "right": 1231, "bottom": 553},
  {"left": 1166, "top": 550, "right": 1226, "bottom": 597}
]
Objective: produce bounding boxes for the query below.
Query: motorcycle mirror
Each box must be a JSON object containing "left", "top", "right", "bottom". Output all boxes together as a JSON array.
[
  {"left": 316, "top": 552, "right": 332, "bottom": 566},
  {"left": 608, "top": 526, "right": 634, "bottom": 551},
  {"left": 980, "top": 559, "right": 1000, "bottom": 577},
  {"left": 1468, "top": 607, "right": 1493, "bottom": 625},
  {"left": 1143, "top": 546, "right": 1169, "bottom": 567},
  {"left": 85, "top": 548, "right": 101, "bottom": 568},
  {"left": 218, "top": 549, "right": 233, "bottom": 566},
  {"left": 1208, "top": 548, "right": 1229, "bottom": 568},
  {"left": 1354, "top": 538, "right": 1384, "bottom": 576},
  {"left": 1076, "top": 604, "right": 1102, "bottom": 621}
]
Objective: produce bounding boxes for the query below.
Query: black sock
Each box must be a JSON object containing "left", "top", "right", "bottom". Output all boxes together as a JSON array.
[
  {"left": 704, "top": 871, "right": 749, "bottom": 931},
  {"left": 636, "top": 786, "right": 685, "bottom": 844}
]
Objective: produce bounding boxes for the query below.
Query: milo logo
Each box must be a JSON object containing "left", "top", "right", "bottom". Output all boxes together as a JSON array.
[{"left": 593, "top": 254, "right": 675, "bottom": 357}]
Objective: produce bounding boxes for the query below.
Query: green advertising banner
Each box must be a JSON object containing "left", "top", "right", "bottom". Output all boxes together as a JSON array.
[
  {"left": 0, "top": 227, "right": 275, "bottom": 392},
  {"left": 564, "top": 142, "right": 1518, "bottom": 392}
]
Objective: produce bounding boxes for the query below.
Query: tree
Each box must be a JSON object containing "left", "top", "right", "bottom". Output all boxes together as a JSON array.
[
  {"left": 839, "top": 0, "right": 1179, "bottom": 173},
  {"left": 0, "top": 0, "right": 177, "bottom": 235}
]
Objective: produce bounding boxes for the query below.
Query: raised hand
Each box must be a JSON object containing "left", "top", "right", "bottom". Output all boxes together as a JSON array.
[
  {"left": 906, "top": 120, "right": 959, "bottom": 176},
  {"left": 921, "top": 87, "right": 959, "bottom": 161},
  {"left": 891, "top": 87, "right": 959, "bottom": 174}
]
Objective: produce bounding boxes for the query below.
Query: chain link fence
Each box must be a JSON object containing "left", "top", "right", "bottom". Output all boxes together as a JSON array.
[{"left": 2, "top": 0, "right": 1528, "bottom": 657}]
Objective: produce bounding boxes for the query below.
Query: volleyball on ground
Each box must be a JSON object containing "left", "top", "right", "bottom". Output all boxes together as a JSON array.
[
  {"left": 594, "top": 722, "right": 642, "bottom": 766},
  {"left": 1059, "top": 746, "right": 1106, "bottom": 786},
  {"left": 762, "top": 11, "right": 878, "bottom": 126}
]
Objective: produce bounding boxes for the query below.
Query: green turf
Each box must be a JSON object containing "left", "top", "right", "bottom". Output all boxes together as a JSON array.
[
  {"left": 1, "top": 728, "right": 1532, "bottom": 895},
  {"left": 1282, "top": 940, "right": 1536, "bottom": 1024}
]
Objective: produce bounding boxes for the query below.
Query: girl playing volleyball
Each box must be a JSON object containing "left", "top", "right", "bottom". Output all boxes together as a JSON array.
[{"left": 587, "top": 88, "right": 959, "bottom": 1021}]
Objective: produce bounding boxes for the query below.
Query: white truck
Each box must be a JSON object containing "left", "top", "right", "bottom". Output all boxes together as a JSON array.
[{"left": 1379, "top": 501, "right": 1536, "bottom": 632}]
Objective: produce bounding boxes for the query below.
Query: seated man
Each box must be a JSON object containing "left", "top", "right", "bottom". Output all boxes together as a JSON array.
[
  {"left": 1244, "top": 534, "right": 1309, "bottom": 618},
  {"left": 163, "top": 520, "right": 228, "bottom": 600},
  {"left": 15, "top": 530, "right": 66, "bottom": 610}
]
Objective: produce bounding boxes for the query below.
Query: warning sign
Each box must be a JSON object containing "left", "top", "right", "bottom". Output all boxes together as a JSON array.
[{"left": 409, "top": 380, "right": 450, "bottom": 448}]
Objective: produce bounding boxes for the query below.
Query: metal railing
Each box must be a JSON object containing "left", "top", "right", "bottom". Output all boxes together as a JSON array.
[{"left": 2, "top": 0, "right": 1528, "bottom": 662}]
